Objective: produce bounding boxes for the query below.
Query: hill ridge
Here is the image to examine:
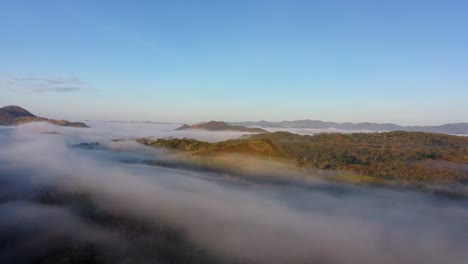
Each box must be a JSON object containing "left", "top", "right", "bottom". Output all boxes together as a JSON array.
[
  {"left": 0, "top": 105, "right": 88, "bottom": 128},
  {"left": 176, "top": 121, "right": 267, "bottom": 133},
  {"left": 137, "top": 130, "right": 468, "bottom": 185}
]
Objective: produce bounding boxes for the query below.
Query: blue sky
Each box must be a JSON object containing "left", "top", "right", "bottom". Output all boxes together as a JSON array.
[{"left": 0, "top": 0, "right": 467, "bottom": 125}]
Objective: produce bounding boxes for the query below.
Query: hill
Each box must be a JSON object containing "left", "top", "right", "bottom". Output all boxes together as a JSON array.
[
  {"left": 138, "top": 131, "right": 468, "bottom": 185},
  {"left": 175, "top": 121, "right": 267, "bottom": 133},
  {"left": 0, "top": 105, "right": 88, "bottom": 127},
  {"left": 230, "top": 120, "right": 468, "bottom": 135}
]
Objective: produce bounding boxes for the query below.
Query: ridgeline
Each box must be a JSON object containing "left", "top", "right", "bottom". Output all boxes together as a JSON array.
[
  {"left": 175, "top": 121, "right": 268, "bottom": 133},
  {"left": 0, "top": 105, "right": 88, "bottom": 127},
  {"left": 138, "top": 131, "right": 468, "bottom": 185}
]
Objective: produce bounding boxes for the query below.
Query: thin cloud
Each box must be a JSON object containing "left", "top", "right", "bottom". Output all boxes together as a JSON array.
[{"left": 0, "top": 77, "right": 91, "bottom": 93}]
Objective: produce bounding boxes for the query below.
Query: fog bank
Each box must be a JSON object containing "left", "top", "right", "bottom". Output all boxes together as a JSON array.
[{"left": 0, "top": 122, "right": 467, "bottom": 264}]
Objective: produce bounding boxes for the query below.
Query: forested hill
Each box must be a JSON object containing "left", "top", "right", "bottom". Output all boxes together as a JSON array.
[{"left": 138, "top": 131, "right": 468, "bottom": 185}]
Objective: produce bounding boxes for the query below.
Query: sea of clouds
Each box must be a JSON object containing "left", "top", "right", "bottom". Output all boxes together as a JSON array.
[{"left": 0, "top": 122, "right": 467, "bottom": 264}]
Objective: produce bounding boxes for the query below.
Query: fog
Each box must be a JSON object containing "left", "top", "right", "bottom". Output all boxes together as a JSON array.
[{"left": 0, "top": 122, "right": 467, "bottom": 264}]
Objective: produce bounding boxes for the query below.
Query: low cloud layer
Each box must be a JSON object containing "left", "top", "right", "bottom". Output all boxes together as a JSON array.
[
  {"left": 0, "top": 123, "right": 467, "bottom": 264},
  {"left": 0, "top": 77, "right": 90, "bottom": 93}
]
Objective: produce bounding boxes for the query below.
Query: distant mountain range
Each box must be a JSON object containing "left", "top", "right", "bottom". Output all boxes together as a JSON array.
[
  {"left": 105, "top": 120, "right": 173, "bottom": 124},
  {"left": 0, "top": 105, "right": 88, "bottom": 128},
  {"left": 176, "top": 121, "right": 268, "bottom": 133},
  {"left": 229, "top": 120, "right": 468, "bottom": 135}
]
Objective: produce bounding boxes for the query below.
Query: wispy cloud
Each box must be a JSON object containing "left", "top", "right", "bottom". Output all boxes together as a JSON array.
[{"left": 0, "top": 77, "right": 91, "bottom": 93}]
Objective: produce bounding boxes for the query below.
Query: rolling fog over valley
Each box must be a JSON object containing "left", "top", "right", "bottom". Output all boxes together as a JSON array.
[
  {"left": 1, "top": 1, "right": 467, "bottom": 263},
  {"left": 0, "top": 122, "right": 467, "bottom": 264}
]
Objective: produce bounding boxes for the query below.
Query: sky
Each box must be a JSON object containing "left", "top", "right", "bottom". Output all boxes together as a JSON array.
[{"left": 0, "top": 0, "right": 467, "bottom": 125}]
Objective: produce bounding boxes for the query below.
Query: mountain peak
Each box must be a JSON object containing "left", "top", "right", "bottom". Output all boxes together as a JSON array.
[
  {"left": 1, "top": 105, "right": 36, "bottom": 118},
  {"left": 175, "top": 121, "right": 268, "bottom": 133},
  {"left": 0, "top": 105, "right": 87, "bottom": 127}
]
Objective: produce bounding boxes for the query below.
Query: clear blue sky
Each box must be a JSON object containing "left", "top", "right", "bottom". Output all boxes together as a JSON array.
[{"left": 1, "top": 0, "right": 467, "bottom": 125}]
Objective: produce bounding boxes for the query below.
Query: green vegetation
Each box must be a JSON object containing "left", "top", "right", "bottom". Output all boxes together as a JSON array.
[
  {"left": 138, "top": 131, "right": 468, "bottom": 185},
  {"left": 138, "top": 137, "right": 282, "bottom": 157}
]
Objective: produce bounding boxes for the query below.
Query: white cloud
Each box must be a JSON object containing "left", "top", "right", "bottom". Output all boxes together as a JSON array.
[{"left": 0, "top": 77, "right": 91, "bottom": 93}]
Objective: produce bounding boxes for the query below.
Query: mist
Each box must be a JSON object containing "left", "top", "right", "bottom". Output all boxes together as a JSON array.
[{"left": 0, "top": 122, "right": 467, "bottom": 264}]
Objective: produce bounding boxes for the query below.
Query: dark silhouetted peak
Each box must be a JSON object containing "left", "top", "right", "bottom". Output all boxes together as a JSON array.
[
  {"left": 1, "top": 105, "right": 36, "bottom": 118},
  {"left": 0, "top": 105, "right": 88, "bottom": 127}
]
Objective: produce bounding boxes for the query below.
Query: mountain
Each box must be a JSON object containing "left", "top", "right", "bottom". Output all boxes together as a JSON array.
[
  {"left": 0, "top": 105, "right": 36, "bottom": 118},
  {"left": 0, "top": 105, "right": 88, "bottom": 127},
  {"left": 175, "top": 121, "right": 268, "bottom": 133},
  {"left": 230, "top": 120, "right": 468, "bottom": 135},
  {"left": 138, "top": 131, "right": 468, "bottom": 186}
]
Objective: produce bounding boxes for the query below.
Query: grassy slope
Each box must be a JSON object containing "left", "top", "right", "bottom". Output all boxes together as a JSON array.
[{"left": 137, "top": 131, "right": 468, "bottom": 185}]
